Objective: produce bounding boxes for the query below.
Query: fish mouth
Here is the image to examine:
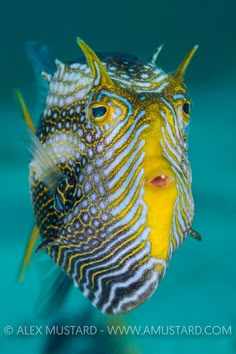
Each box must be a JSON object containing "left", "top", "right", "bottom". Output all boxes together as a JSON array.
[{"left": 149, "top": 174, "right": 175, "bottom": 188}]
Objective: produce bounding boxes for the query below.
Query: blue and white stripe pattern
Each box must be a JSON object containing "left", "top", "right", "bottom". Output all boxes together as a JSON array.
[
  {"left": 160, "top": 96, "right": 194, "bottom": 257},
  {"left": 42, "top": 92, "right": 167, "bottom": 314},
  {"left": 30, "top": 41, "right": 197, "bottom": 314}
]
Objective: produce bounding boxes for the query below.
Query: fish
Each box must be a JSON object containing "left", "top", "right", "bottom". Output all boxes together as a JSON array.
[{"left": 18, "top": 38, "right": 201, "bottom": 315}]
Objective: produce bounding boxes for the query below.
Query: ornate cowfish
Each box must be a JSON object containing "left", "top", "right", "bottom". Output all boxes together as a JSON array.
[{"left": 18, "top": 38, "right": 200, "bottom": 315}]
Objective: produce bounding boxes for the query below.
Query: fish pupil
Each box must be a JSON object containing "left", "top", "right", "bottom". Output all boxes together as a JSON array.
[
  {"left": 183, "top": 102, "right": 190, "bottom": 115},
  {"left": 92, "top": 106, "right": 107, "bottom": 118}
]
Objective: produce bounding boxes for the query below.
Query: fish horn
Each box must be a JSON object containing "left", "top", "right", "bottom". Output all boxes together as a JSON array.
[
  {"left": 172, "top": 45, "right": 198, "bottom": 81},
  {"left": 77, "top": 38, "right": 113, "bottom": 87},
  {"left": 150, "top": 44, "right": 163, "bottom": 64}
]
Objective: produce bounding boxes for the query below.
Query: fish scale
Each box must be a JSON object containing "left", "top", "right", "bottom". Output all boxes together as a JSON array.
[{"left": 18, "top": 38, "right": 201, "bottom": 314}]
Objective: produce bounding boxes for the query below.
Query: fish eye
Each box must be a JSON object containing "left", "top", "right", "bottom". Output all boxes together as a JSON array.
[
  {"left": 183, "top": 102, "right": 190, "bottom": 115},
  {"left": 92, "top": 105, "right": 107, "bottom": 119},
  {"left": 88, "top": 102, "right": 110, "bottom": 126},
  {"left": 90, "top": 103, "right": 108, "bottom": 122}
]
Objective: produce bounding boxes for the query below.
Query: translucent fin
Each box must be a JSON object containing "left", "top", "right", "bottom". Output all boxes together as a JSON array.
[
  {"left": 31, "top": 134, "right": 64, "bottom": 193},
  {"left": 25, "top": 41, "right": 56, "bottom": 117},
  {"left": 40, "top": 271, "right": 72, "bottom": 316},
  {"left": 35, "top": 257, "right": 72, "bottom": 317},
  {"left": 15, "top": 90, "right": 36, "bottom": 133},
  {"left": 25, "top": 40, "right": 56, "bottom": 75},
  {"left": 18, "top": 225, "right": 39, "bottom": 282},
  {"left": 188, "top": 228, "right": 202, "bottom": 241}
]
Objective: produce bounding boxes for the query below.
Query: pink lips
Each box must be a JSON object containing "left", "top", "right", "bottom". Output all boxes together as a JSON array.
[{"left": 150, "top": 174, "right": 175, "bottom": 188}]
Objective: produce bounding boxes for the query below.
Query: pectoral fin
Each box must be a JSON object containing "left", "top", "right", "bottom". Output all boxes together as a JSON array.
[
  {"left": 33, "top": 253, "right": 72, "bottom": 316},
  {"left": 30, "top": 133, "right": 64, "bottom": 193},
  {"left": 36, "top": 238, "right": 60, "bottom": 252},
  {"left": 188, "top": 228, "right": 202, "bottom": 241},
  {"left": 36, "top": 267, "right": 72, "bottom": 317}
]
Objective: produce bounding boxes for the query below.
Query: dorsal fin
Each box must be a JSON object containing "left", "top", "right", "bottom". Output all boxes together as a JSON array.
[
  {"left": 25, "top": 40, "right": 56, "bottom": 75},
  {"left": 25, "top": 41, "right": 56, "bottom": 115}
]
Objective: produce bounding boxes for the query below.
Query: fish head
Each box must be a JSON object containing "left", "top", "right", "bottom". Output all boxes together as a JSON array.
[{"left": 76, "top": 40, "right": 197, "bottom": 190}]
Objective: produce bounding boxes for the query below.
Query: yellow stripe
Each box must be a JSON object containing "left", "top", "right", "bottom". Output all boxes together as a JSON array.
[
  {"left": 109, "top": 164, "right": 143, "bottom": 208},
  {"left": 105, "top": 120, "right": 144, "bottom": 181},
  {"left": 90, "top": 241, "right": 146, "bottom": 289},
  {"left": 103, "top": 109, "right": 134, "bottom": 146},
  {"left": 70, "top": 206, "right": 143, "bottom": 278},
  {"left": 65, "top": 205, "right": 144, "bottom": 280},
  {"left": 60, "top": 202, "right": 143, "bottom": 274},
  {"left": 132, "top": 255, "right": 149, "bottom": 271},
  {"left": 77, "top": 226, "right": 145, "bottom": 284}
]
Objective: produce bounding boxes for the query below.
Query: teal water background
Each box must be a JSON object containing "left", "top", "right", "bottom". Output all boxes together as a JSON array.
[{"left": 0, "top": 0, "right": 236, "bottom": 353}]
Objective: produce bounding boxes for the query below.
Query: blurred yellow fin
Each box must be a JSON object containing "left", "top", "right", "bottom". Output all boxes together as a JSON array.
[
  {"left": 18, "top": 225, "right": 39, "bottom": 282},
  {"left": 15, "top": 90, "right": 36, "bottom": 133}
]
